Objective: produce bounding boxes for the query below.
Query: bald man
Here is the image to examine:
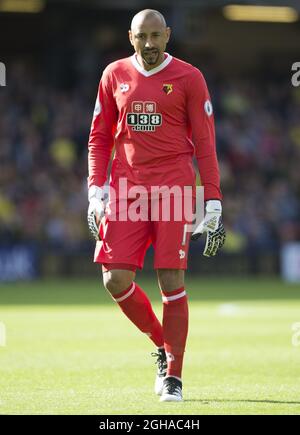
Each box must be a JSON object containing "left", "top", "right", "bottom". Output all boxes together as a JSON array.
[
  {"left": 87, "top": 9, "right": 225, "bottom": 402},
  {"left": 129, "top": 9, "right": 169, "bottom": 70}
]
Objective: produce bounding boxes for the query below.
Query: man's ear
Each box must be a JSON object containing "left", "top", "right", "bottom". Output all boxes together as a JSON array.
[
  {"left": 128, "top": 30, "right": 134, "bottom": 47},
  {"left": 166, "top": 27, "right": 171, "bottom": 43}
]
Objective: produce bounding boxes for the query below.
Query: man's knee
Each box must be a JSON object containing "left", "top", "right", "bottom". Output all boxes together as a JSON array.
[
  {"left": 103, "top": 269, "right": 135, "bottom": 296},
  {"left": 157, "top": 269, "right": 185, "bottom": 292}
]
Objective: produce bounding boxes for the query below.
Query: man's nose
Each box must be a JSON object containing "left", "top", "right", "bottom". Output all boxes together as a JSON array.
[{"left": 145, "top": 38, "right": 154, "bottom": 48}]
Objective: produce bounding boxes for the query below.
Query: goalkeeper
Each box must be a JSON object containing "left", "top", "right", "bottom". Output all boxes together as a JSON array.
[{"left": 87, "top": 9, "right": 225, "bottom": 402}]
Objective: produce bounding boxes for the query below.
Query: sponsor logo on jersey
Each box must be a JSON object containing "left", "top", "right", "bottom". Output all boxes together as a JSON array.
[
  {"left": 120, "top": 83, "right": 129, "bottom": 93},
  {"left": 163, "top": 84, "right": 173, "bottom": 95},
  {"left": 127, "top": 101, "right": 162, "bottom": 132}
]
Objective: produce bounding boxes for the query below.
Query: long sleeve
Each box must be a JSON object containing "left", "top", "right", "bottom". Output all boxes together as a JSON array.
[
  {"left": 186, "top": 69, "right": 222, "bottom": 201},
  {"left": 87, "top": 68, "right": 118, "bottom": 188}
]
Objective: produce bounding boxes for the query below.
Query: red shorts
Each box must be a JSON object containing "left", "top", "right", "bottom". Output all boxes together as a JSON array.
[{"left": 94, "top": 194, "right": 194, "bottom": 271}]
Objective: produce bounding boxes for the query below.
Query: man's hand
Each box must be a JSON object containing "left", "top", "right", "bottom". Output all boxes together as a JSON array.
[
  {"left": 191, "top": 200, "right": 226, "bottom": 257},
  {"left": 87, "top": 185, "right": 108, "bottom": 241}
]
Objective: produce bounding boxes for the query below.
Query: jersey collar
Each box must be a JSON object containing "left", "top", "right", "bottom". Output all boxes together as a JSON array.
[{"left": 130, "top": 52, "right": 173, "bottom": 77}]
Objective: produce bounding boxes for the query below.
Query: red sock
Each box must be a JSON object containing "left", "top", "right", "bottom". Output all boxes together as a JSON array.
[
  {"left": 161, "top": 286, "right": 189, "bottom": 379},
  {"left": 112, "top": 282, "right": 164, "bottom": 348}
]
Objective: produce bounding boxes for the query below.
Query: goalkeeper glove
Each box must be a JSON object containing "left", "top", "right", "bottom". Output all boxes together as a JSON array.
[
  {"left": 87, "top": 185, "right": 108, "bottom": 241},
  {"left": 191, "top": 199, "right": 226, "bottom": 257}
]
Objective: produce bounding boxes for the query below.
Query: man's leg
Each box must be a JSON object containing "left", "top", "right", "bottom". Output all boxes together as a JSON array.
[
  {"left": 103, "top": 267, "right": 164, "bottom": 348},
  {"left": 157, "top": 269, "right": 188, "bottom": 401},
  {"left": 95, "top": 202, "right": 166, "bottom": 394}
]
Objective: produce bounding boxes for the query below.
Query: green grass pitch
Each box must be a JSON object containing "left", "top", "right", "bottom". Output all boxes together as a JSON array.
[{"left": 1, "top": 275, "right": 300, "bottom": 415}]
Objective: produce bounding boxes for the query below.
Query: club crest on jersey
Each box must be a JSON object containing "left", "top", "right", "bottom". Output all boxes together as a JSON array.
[
  {"left": 120, "top": 83, "right": 129, "bottom": 93},
  {"left": 163, "top": 84, "right": 173, "bottom": 95}
]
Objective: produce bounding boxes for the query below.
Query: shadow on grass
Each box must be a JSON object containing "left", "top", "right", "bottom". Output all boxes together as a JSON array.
[{"left": 185, "top": 399, "right": 300, "bottom": 405}]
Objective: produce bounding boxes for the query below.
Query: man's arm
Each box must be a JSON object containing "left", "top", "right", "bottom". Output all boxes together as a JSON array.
[
  {"left": 186, "top": 68, "right": 222, "bottom": 201},
  {"left": 88, "top": 68, "right": 117, "bottom": 188},
  {"left": 87, "top": 68, "right": 117, "bottom": 240},
  {"left": 186, "top": 68, "right": 225, "bottom": 256}
]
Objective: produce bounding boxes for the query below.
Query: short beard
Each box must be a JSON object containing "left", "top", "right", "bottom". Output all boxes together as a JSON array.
[{"left": 142, "top": 49, "right": 160, "bottom": 65}]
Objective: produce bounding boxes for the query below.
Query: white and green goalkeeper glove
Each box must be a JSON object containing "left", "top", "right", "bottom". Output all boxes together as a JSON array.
[
  {"left": 191, "top": 200, "right": 226, "bottom": 257},
  {"left": 87, "top": 185, "right": 108, "bottom": 241}
]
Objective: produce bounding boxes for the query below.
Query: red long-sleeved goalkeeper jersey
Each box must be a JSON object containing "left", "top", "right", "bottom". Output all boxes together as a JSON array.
[{"left": 88, "top": 53, "right": 222, "bottom": 201}]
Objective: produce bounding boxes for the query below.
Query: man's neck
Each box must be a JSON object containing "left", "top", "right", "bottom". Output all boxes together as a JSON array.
[{"left": 136, "top": 53, "right": 166, "bottom": 71}]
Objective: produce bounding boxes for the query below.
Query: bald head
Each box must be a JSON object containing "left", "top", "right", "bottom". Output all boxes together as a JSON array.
[
  {"left": 131, "top": 9, "right": 167, "bottom": 31},
  {"left": 129, "top": 9, "right": 171, "bottom": 71}
]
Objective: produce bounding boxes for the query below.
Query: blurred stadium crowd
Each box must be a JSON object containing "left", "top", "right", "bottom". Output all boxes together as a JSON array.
[{"left": 0, "top": 55, "right": 300, "bottom": 256}]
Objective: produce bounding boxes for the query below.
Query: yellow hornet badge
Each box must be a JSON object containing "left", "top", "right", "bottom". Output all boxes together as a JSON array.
[{"left": 163, "top": 84, "right": 173, "bottom": 95}]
